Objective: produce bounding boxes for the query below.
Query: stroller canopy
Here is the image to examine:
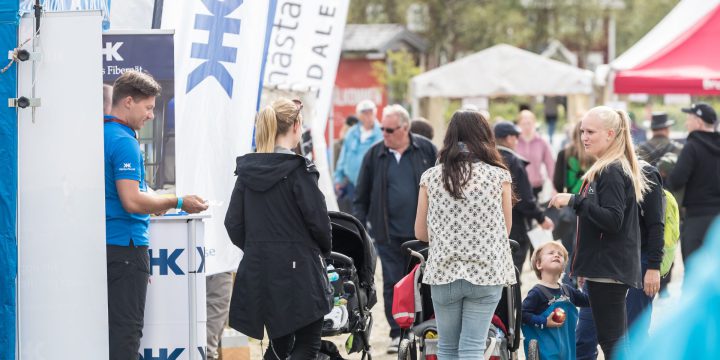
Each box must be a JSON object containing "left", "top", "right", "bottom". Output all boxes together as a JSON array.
[{"left": 329, "top": 211, "right": 376, "bottom": 289}]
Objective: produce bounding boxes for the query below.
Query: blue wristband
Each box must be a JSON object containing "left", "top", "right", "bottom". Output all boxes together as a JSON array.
[{"left": 176, "top": 196, "right": 183, "bottom": 210}]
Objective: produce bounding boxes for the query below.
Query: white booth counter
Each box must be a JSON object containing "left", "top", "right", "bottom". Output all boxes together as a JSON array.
[{"left": 141, "top": 214, "right": 210, "bottom": 360}]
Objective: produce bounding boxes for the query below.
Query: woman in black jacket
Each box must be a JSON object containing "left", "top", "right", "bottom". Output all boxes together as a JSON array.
[
  {"left": 225, "top": 98, "right": 333, "bottom": 359},
  {"left": 550, "top": 106, "right": 649, "bottom": 360}
]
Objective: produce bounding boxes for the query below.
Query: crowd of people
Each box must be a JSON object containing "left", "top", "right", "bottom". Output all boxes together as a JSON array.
[{"left": 103, "top": 69, "right": 719, "bottom": 359}]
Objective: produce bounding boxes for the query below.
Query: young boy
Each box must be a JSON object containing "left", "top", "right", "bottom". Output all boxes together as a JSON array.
[{"left": 522, "top": 241, "right": 589, "bottom": 359}]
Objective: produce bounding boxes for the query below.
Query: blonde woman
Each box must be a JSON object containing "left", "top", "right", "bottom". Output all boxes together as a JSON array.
[
  {"left": 225, "top": 98, "right": 333, "bottom": 359},
  {"left": 550, "top": 106, "right": 649, "bottom": 360}
]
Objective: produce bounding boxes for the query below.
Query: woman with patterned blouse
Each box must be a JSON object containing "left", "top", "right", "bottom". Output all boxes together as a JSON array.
[{"left": 415, "top": 110, "right": 517, "bottom": 359}]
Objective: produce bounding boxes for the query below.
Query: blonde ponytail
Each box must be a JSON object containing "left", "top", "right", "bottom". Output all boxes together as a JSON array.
[
  {"left": 254, "top": 98, "right": 301, "bottom": 153},
  {"left": 255, "top": 106, "right": 278, "bottom": 153},
  {"left": 582, "top": 106, "right": 650, "bottom": 202}
]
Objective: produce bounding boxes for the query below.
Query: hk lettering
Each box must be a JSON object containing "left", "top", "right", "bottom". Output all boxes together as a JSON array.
[
  {"left": 149, "top": 247, "right": 205, "bottom": 276},
  {"left": 102, "top": 41, "right": 124, "bottom": 61},
  {"left": 140, "top": 347, "right": 205, "bottom": 360},
  {"left": 186, "top": 0, "right": 243, "bottom": 96}
]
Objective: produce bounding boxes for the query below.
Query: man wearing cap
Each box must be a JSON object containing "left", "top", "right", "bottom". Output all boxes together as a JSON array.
[
  {"left": 495, "top": 121, "right": 553, "bottom": 277},
  {"left": 668, "top": 103, "right": 720, "bottom": 264},
  {"left": 334, "top": 100, "right": 383, "bottom": 212},
  {"left": 638, "top": 112, "right": 683, "bottom": 167}
]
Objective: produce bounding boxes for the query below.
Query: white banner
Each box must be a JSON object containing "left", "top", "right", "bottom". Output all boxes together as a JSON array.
[
  {"left": 163, "top": 0, "right": 276, "bottom": 274},
  {"left": 263, "top": 0, "right": 351, "bottom": 211}
]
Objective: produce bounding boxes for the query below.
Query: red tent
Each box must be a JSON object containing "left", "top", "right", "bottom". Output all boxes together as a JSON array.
[{"left": 614, "top": 2, "right": 720, "bottom": 94}]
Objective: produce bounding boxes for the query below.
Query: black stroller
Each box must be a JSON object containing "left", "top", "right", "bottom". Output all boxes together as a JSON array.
[
  {"left": 396, "top": 240, "right": 522, "bottom": 360},
  {"left": 319, "top": 211, "right": 377, "bottom": 360}
]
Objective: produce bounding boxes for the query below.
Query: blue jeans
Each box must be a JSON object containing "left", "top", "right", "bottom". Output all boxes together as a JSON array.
[{"left": 431, "top": 280, "right": 502, "bottom": 359}]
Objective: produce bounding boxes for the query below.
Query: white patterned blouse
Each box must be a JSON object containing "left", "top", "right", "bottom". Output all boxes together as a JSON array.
[{"left": 420, "top": 162, "right": 517, "bottom": 286}]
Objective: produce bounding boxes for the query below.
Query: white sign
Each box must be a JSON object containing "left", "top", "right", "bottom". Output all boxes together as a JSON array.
[
  {"left": 142, "top": 216, "right": 207, "bottom": 360},
  {"left": 17, "top": 11, "right": 108, "bottom": 359},
  {"left": 263, "top": 0, "right": 351, "bottom": 211},
  {"left": 163, "top": 0, "right": 275, "bottom": 274}
]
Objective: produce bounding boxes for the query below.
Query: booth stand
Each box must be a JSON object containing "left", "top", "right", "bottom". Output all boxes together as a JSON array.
[{"left": 141, "top": 214, "right": 210, "bottom": 360}]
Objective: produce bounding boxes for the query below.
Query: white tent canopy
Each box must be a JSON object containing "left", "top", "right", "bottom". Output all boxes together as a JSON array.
[{"left": 411, "top": 44, "right": 594, "bottom": 99}]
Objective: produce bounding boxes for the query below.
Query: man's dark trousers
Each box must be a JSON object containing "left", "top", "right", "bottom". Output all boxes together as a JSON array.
[
  {"left": 107, "top": 243, "right": 150, "bottom": 360},
  {"left": 375, "top": 236, "right": 411, "bottom": 339}
]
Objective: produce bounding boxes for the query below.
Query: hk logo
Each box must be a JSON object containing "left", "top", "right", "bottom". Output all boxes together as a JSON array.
[
  {"left": 140, "top": 347, "right": 205, "bottom": 360},
  {"left": 123, "top": 163, "right": 132, "bottom": 169},
  {"left": 186, "top": 0, "right": 243, "bottom": 97},
  {"left": 102, "top": 42, "right": 124, "bottom": 62},
  {"left": 149, "top": 247, "right": 205, "bottom": 276}
]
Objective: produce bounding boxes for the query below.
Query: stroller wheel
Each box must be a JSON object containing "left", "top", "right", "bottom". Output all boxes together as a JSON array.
[
  {"left": 527, "top": 339, "right": 539, "bottom": 360},
  {"left": 398, "top": 338, "right": 417, "bottom": 360}
]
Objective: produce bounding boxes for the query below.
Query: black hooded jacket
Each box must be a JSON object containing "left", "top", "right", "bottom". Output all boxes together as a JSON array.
[
  {"left": 571, "top": 163, "right": 642, "bottom": 289},
  {"left": 224, "top": 153, "right": 333, "bottom": 340},
  {"left": 667, "top": 131, "right": 720, "bottom": 217},
  {"left": 639, "top": 164, "right": 665, "bottom": 270},
  {"left": 498, "top": 146, "right": 545, "bottom": 238}
]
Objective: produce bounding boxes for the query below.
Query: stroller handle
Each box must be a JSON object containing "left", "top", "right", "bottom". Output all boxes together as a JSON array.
[
  {"left": 407, "top": 249, "right": 425, "bottom": 264},
  {"left": 327, "top": 251, "right": 354, "bottom": 267},
  {"left": 508, "top": 239, "right": 520, "bottom": 251}
]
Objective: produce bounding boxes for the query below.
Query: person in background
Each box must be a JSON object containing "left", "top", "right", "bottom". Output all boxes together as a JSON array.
[
  {"left": 104, "top": 70, "right": 208, "bottom": 359},
  {"left": 544, "top": 96, "right": 561, "bottom": 144},
  {"left": 516, "top": 110, "right": 555, "bottom": 200},
  {"left": 333, "top": 115, "right": 359, "bottom": 168},
  {"left": 637, "top": 112, "right": 682, "bottom": 167},
  {"left": 333, "top": 115, "right": 360, "bottom": 212},
  {"left": 667, "top": 103, "right": 720, "bottom": 267},
  {"left": 225, "top": 98, "right": 332, "bottom": 359},
  {"left": 354, "top": 104, "right": 437, "bottom": 353},
  {"left": 550, "top": 106, "right": 649, "bottom": 360},
  {"left": 103, "top": 84, "right": 113, "bottom": 115},
  {"left": 415, "top": 110, "right": 516, "bottom": 358},
  {"left": 637, "top": 112, "right": 683, "bottom": 295},
  {"left": 494, "top": 121, "right": 554, "bottom": 279},
  {"left": 334, "top": 100, "right": 383, "bottom": 214},
  {"left": 629, "top": 111, "right": 648, "bottom": 145},
  {"left": 410, "top": 117, "right": 434, "bottom": 141},
  {"left": 552, "top": 121, "right": 593, "bottom": 285}
]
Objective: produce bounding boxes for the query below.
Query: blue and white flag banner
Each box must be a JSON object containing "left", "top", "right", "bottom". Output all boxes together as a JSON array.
[
  {"left": 263, "top": 0, "right": 350, "bottom": 211},
  {"left": 163, "top": 0, "right": 276, "bottom": 275}
]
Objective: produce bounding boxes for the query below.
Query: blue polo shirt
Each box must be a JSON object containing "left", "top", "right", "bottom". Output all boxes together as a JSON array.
[{"left": 104, "top": 119, "right": 150, "bottom": 246}]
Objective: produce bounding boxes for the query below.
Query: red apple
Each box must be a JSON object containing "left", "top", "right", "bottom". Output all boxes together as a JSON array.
[{"left": 551, "top": 308, "right": 566, "bottom": 323}]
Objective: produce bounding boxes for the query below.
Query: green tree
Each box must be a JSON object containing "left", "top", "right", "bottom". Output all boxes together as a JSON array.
[
  {"left": 347, "top": 0, "right": 680, "bottom": 69},
  {"left": 372, "top": 50, "right": 422, "bottom": 104}
]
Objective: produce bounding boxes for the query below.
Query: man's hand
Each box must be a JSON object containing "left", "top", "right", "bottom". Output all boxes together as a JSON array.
[
  {"left": 181, "top": 195, "right": 209, "bottom": 214},
  {"left": 643, "top": 269, "right": 661, "bottom": 297},
  {"left": 541, "top": 216, "right": 554, "bottom": 230},
  {"left": 153, "top": 209, "right": 169, "bottom": 217},
  {"left": 549, "top": 193, "right": 572, "bottom": 209},
  {"left": 546, "top": 313, "right": 564, "bottom": 328}
]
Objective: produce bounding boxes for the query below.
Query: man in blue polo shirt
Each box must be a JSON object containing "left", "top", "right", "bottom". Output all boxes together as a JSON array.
[{"left": 105, "top": 70, "right": 208, "bottom": 360}]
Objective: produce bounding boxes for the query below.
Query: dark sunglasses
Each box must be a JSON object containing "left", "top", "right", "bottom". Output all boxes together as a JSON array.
[
  {"left": 380, "top": 126, "right": 403, "bottom": 134},
  {"left": 292, "top": 99, "right": 303, "bottom": 123}
]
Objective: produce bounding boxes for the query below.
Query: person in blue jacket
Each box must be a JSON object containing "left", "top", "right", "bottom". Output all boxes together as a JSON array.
[{"left": 334, "top": 100, "right": 383, "bottom": 211}]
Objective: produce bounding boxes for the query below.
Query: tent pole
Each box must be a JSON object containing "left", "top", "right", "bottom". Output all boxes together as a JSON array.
[{"left": 152, "top": 0, "right": 164, "bottom": 29}]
